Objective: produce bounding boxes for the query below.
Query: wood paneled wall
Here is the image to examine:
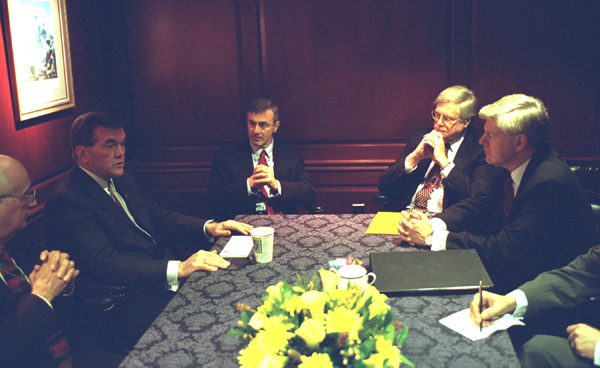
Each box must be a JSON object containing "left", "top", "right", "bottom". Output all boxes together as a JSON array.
[{"left": 1, "top": 0, "right": 599, "bottom": 218}]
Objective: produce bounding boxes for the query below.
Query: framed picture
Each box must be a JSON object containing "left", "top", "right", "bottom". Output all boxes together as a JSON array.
[{"left": 2, "top": 0, "right": 75, "bottom": 122}]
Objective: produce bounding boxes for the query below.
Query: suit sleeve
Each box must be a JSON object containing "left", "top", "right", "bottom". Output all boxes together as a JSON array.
[
  {"left": 0, "top": 293, "right": 60, "bottom": 366},
  {"left": 520, "top": 245, "right": 600, "bottom": 318},
  {"left": 377, "top": 131, "right": 424, "bottom": 203},
  {"left": 207, "top": 148, "right": 258, "bottom": 219},
  {"left": 275, "top": 147, "right": 315, "bottom": 209},
  {"left": 44, "top": 192, "right": 171, "bottom": 288}
]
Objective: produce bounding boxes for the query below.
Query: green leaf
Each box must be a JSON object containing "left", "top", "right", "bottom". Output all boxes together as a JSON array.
[
  {"left": 225, "top": 329, "right": 245, "bottom": 338},
  {"left": 400, "top": 354, "right": 414, "bottom": 367},
  {"left": 240, "top": 308, "right": 254, "bottom": 324},
  {"left": 383, "top": 323, "right": 395, "bottom": 341},
  {"left": 395, "top": 327, "right": 409, "bottom": 346}
]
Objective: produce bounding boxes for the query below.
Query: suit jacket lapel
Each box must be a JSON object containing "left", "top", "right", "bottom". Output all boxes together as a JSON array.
[
  {"left": 515, "top": 145, "right": 553, "bottom": 199},
  {"left": 72, "top": 167, "right": 153, "bottom": 236},
  {"left": 452, "top": 127, "right": 475, "bottom": 170}
]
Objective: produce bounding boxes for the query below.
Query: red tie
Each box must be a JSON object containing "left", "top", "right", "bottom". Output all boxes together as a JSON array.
[
  {"left": 258, "top": 150, "right": 275, "bottom": 215},
  {"left": 0, "top": 247, "right": 72, "bottom": 367}
]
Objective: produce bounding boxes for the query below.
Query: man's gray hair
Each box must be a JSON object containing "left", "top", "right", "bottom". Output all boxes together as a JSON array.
[
  {"left": 479, "top": 94, "right": 549, "bottom": 149},
  {"left": 434, "top": 85, "right": 478, "bottom": 120}
]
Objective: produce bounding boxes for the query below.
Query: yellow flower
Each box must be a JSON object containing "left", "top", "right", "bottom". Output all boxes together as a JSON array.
[
  {"left": 299, "top": 290, "right": 328, "bottom": 321},
  {"left": 319, "top": 269, "right": 341, "bottom": 294},
  {"left": 249, "top": 311, "right": 269, "bottom": 330},
  {"left": 356, "top": 285, "right": 387, "bottom": 311},
  {"left": 258, "top": 353, "right": 288, "bottom": 368},
  {"left": 324, "top": 307, "right": 362, "bottom": 334},
  {"left": 368, "top": 301, "right": 390, "bottom": 319},
  {"left": 374, "top": 336, "right": 401, "bottom": 367},
  {"left": 295, "top": 319, "right": 326, "bottom": 349},
  {"left": 266, "top": 282, "right": 284, "bottom": 299},
  {"left": 299, "top": 353, "right": 334, "bottom": 368},
  {"left": 363, "top": 352, "right": 386, "bottom": 368}
]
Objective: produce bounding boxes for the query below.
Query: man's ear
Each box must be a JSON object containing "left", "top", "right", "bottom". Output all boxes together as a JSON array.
[
  {"left": 273, "top": 120, "right": 280, "bottom": 133},
  {"left": 74, "top": 146, "right": 86, "bottom": 164},
  {"left": 514, "top": 134, "right": 528, "bottom": 152},
  {"left": 463, "top": 118, "right": 471, "bottom": 127}
]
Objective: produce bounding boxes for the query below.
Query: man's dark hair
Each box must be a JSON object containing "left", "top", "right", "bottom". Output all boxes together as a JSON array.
[
  {"left": 70, "top": 111, "right": 124, "bottom": 160},
  {"left": 247, "top": 98, "right": 279, "bottom": 123}
]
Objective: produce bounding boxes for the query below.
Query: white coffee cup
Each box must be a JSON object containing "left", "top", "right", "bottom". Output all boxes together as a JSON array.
[
  {"left": 250, "top": 227, "right": 275, "bottom": 263},
  {"left": 331, "top": 265, "right": 376, "bottom": 290}
]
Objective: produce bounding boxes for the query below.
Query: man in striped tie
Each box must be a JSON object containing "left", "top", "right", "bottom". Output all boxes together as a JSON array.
[{"left": 0, "top": 155, "right": 79, "bottom": 367}]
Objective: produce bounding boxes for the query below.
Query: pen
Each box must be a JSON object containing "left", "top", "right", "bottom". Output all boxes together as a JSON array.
[{"left": 479, "top": 280, "right": 483, "bottom": 332}]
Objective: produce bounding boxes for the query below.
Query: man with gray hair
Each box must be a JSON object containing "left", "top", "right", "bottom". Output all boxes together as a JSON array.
[
  {"left": 378, "top": 85, "right": 492, "bottom": 215},
  {"left": 398, "top": 94, "right": 600, "bottom": 292}
]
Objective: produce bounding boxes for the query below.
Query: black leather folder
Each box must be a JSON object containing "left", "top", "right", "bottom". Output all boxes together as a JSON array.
[{"left": 369, "top": 249, "right": 493, "bottom": 294}]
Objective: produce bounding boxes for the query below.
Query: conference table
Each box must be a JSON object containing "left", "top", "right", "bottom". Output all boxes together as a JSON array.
[{"left": 119, "top": 214, "right": 520, "bottom": 367}]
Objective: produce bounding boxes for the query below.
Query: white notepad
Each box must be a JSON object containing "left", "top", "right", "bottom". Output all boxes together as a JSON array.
[{"left": 219, "top": 236, "right": 254, "bottom": 258}]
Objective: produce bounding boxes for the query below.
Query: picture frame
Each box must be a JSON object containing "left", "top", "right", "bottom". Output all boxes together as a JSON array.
[{"left": 2, "top": 0, "right": 75, "bottom": 122}]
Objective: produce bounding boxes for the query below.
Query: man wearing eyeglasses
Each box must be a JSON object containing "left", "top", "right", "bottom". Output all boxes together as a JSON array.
[
  {"left": 398, "top": 94, "right": 600, "bottom": 293},
  {"left": 0, "top": 155, "right": 81, "bottom": 367},
  {"left": 378, "top": 85, "right": 492, "bottom": 215}
]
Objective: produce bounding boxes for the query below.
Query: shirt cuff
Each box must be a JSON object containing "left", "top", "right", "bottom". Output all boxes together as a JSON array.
[
  {"left": 31, "top": 293, "right": 54, "bottom": 310},
  {"left": 273, "top": 180, "right": 282, "bottom": 197},
  {"left": 428, "top": 218, "right": 448, "bottom": 251},
  {"left": 404, "top": 158, "right": 417, "bottom": 173},
  {"left": 203, "top": 220, "right": 215, "bottom": 243},
  {"left": 440, "top": 162, "right": 455, "bottom": 178},
  {"left": 594, "top": 338, "right": 600, "bottom": 366},
  {"left": 508, "top": 289, "right": 528, "bottom": 318},
  {"left": 166, "top": 260, "right": 180, "bottom": 292}
]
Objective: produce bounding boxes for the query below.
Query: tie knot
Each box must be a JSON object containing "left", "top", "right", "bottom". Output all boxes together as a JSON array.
[{"left": 258, "top": 150, "right": 269, "bottom": 166}]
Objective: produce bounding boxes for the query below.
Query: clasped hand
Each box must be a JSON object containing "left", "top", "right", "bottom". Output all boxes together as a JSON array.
[
  {"left": 249, "top": 164, "right": 278, "bottom": 193},
  {"left": 30, "top": 250, "right": 79, "bottom": 302},
  {"left": 397, "top": 211, "right": 433, "bottom": 246},
  {"left": 406, "top": 130, "right": 449, "bottom": 169}
]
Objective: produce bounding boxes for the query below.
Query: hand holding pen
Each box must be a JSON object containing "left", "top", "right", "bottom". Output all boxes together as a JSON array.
[{"left": 470, "top": 290, "right": 518, "bottom": 329}]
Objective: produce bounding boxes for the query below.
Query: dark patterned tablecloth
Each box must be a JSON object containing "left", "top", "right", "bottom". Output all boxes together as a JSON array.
[{"left": 120, "top": 214, "right": 520, "bottom": 367}]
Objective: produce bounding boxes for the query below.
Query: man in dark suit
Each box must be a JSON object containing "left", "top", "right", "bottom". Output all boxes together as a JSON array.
[
  {"left": 208, "top": 98, "right": 315, "bottom": 220},
  {"left": 378, "top": 85, "right": 492, "bottom": 215},
  {"left": 398, "top": 94, "right": 600, "bottom": 292},
  {"left": 44, "top": 112, "right": 253, "bottom": 347},
  {"left": 470, "top": 244, "right": 600, "bottom": 367},
  {"left": 0, "top": 155, "right": 79, "bottom": 367}
]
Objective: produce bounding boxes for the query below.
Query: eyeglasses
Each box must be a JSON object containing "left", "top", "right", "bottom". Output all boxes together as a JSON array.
[
  {"left": 0, "top": 189, "right": 37, "bottom": 205},
  {"left": 431, "top": 110, "right": 462, "bottom": 126}
]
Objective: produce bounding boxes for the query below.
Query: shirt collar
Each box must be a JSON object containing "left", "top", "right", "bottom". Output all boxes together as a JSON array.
[
  {"left": 79, "top": 165, "right": 112, "bottom": 193},
  {"left": 250, "top": 139, "right": 275, "bottom": 158},
  {"left": 509, "top": 157, "right": 532, "bottom": 193}
]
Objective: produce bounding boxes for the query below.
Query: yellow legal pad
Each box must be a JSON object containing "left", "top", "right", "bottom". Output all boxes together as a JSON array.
[{"left": 365, "top": 212, "right": 404, "bottom": 235}]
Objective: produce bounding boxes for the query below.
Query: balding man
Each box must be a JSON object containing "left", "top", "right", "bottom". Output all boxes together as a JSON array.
[{"left": 0, "top": 155, "right": 79, "bottom": 367}]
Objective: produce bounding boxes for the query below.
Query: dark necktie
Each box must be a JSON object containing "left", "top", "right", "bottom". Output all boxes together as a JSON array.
[
  {"left": 504, "top": 176, "right": 514, "bottom": 217},
  {"left": 258, "top": 150, "right": 275, "bottom": 215},
  {"left": 0, "top": 247, "right": 72, "bottom": 367},
  {"left": 413, "top": 145, "right": 450, "bottom": 213}
]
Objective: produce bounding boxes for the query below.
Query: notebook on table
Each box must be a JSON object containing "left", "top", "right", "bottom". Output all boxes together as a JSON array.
[{"left": 369, "top": 249, "right": 493, "bottom": 294}]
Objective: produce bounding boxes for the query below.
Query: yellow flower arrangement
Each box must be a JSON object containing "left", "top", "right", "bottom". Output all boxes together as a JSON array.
[{"left": 227, "top": 269, "right": 413, "bottom": 367}]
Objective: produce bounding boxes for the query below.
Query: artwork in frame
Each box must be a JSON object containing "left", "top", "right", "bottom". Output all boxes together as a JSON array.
[{"left": 3, "top": 0, "right": 75, "bottom": 122}]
